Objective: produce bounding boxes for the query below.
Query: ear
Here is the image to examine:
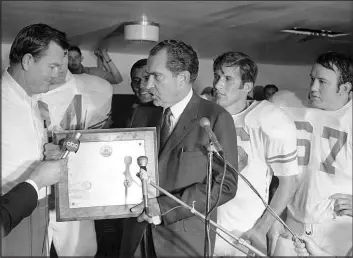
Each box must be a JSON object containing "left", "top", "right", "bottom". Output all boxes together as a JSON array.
[
  {"left": 21, "top": 53, "right": 34, "bottom": 71},
  {"left": 80, "top": 56, "right": 84, "bottom": 62},
  {"left": 339, "top": 82, "right": 352, "bottom": 95},
  {"left": 178, "top": 71, "right": 190, "bottom": 87},
  {"left": 243, "top": 82, "right": 254, "bottom": 93}
]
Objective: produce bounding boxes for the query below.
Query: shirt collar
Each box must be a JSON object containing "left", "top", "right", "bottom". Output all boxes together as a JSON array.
[
  {"left": 167, "top": 88, "right": 193, "bottom": 120},
  {"left": 3, "top": 68, "right": 32, "bottom": 103}
]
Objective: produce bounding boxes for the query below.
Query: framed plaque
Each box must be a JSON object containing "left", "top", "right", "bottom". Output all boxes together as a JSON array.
[{"left": 52, "top": 127, "right": 159, "bottom": 221}]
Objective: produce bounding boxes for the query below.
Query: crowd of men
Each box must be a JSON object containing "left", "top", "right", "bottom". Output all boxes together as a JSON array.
[{"left": 1, "top": 23, "right": 352, "bottom": 257}]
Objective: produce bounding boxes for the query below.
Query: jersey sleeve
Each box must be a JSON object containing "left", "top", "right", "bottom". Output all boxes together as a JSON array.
[{"left": 262, "top": 107, "right": 300, "bottom": 177}]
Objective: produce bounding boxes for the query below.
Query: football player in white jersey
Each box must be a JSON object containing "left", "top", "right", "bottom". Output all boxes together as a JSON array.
[
  {"left": 211, "top": 52, "right": 301, "bottom": 256},
  {"left": 270, "top": 52, "right": 352, "bottom": 256}
]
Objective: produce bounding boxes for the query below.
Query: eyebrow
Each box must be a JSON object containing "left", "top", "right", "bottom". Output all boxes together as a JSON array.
[
  {"left": 310, "top": 74, "right": 328, "bottom": 81},
  {"left": 49, "top": 62, "right": 63, "bottom": 67},
  {"left": 149, "top": 72, "right": 161, "bottom": 77}
]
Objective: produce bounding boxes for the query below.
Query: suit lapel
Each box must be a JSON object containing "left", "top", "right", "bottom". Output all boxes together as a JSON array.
[{"left": 159, "top": 93, "right": 200, "bottom": 158}]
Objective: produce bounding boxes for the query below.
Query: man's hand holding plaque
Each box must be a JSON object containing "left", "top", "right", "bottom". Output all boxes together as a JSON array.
[{"left": 131, "top": 198, "right": 162, "bottom": 225}]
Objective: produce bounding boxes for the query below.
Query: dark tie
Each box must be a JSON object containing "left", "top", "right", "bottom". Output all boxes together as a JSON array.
[{"left": 160, "top": 107, "right": 172, "bottom": 148}]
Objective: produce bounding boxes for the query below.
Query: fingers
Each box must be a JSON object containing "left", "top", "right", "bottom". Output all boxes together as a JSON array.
[
  {"left": 334, "top": 203, "right": 351, "bottom": 211},
  {"left": 293, "top": 237, "right": 306, "bottom": 249},
  {"left": 43, "top": 143, "right": 63, "bottom": 160},
  {"left": 336, "top": 209, "right": 353, "bottom": 217},
  {"left": 294, "top": 247, "right": 309, "bottom": 257},
  {"left": 333, "top": 197, "right": 352, "bottom": 216},
  {"left": 137, "top": 212, "right": 151, "bottom": 223},
  {"left": 136, "top": 213, "right": 161, "bottom": 225},
  {"left": 330, "top": 193, "right": 351, "bottom": 200}
]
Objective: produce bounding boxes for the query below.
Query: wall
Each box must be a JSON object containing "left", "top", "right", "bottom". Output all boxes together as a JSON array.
[{"left": 2, "top": 43, "right": 311, "bottom": 99}]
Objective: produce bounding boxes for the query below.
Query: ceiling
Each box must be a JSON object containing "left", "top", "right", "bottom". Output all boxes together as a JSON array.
[{"left": 2, "top": 1, "right": 352, "bottom": 65}]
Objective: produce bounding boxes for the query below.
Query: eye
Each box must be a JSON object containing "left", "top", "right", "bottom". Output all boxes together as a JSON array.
[
  {"left": 155, "top": 74, "right": 163, "bottom": 81},
  {"left": 133, "top": 78, "right": 141, "bottom": 84},
  {"left": 213, "top": 74, "right": 220, "bottom": 81},
  {"left": 225, "top": 76, "right": 233, "bottom": 81}
]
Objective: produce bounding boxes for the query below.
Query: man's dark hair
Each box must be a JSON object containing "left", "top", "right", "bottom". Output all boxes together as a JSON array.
[
  {"left": 149, "top": 39, "right": 199, "bottom": 83},
  {"left": 130, "top": 58, "right": 147, "bottom": 79},
  {"left": 9, "top": 23, "right": 69, "bottom": 65},
  {"left": 68, "top": 45, "right": 82, "bottom": 56},
  {"left": 315, "top": 52, "right": 353, "bottom": 90},
  {"left": 213, "top": 52, "right": 258, "bottom": 85},
  {"left": 264, "top": 84, "right": 278, "bottom": 92}
]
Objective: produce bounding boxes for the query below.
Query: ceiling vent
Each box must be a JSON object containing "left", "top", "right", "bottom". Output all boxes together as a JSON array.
[{"left": 124, "top": 15, "right": 159, "bottom": 42}]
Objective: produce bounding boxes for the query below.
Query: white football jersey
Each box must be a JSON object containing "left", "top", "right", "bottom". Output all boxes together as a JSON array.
[
  {"left": 217, "top": 100, "right": 300, "bottom": 233},
  {"left": 278, "top": 101, "right": 352, "bottom": 223}
]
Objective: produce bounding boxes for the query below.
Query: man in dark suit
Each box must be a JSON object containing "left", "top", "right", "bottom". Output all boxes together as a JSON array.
[
  {"left": 1, "top": 155, "right": 67, "bottom": 237},
  {"left": 120, "top": 39, "right": 239, "bottom": 257}
]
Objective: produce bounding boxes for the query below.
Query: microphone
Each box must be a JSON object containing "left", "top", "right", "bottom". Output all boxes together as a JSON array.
[
  {"left": 137, "top": 156, "right": 149, "bottom": 215},
  {"left": 61, "top": 132, "right": 82, "bottom": 159},
  {"left": 199, "top": 117, "right": 224, "bottom": 157}
]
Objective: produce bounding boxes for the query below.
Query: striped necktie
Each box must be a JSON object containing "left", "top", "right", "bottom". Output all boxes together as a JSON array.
[{"left": 160, "top": 107, "right": 172, "bottom": 148}]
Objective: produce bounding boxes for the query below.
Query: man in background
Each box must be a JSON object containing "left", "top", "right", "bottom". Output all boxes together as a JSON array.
[
  {"left": 68, "top": 45, "right": 123, "bottom": 84},
  {"left": 126, "top": 58, "right": 155, "bottom": 127},
  {"left": 270, "top": 52, "right": 352, "bottom": 256},
  {"left": 1, "top": 23, "right": 69, "bottom": 256},
  {"left": 120, "top": 39, "right": 239, "bottom": 257},
  {"left": 211, "top": 51, "right": 300, "bottom": 256},
  {"left": 263, "top": 84, "right": 278, "bottom": 100},
  {"left": 130, "top": 58, "right": 153, "bottom": 105}
]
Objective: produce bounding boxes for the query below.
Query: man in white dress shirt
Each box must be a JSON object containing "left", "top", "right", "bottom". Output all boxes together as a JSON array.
[{"left": 1, "top": 23, "right": 69, "bottom": 256}]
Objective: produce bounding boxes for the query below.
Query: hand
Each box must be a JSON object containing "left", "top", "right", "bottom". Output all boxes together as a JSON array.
[
  {"left": 29, "top": 159, "right": 68, "bottom": 190},
  {"left": 94, "top": 48, "right": 104, "bottom": 59},
  {"left": 130, "top": 198, "right": 162, "bottom": 225},
  {"left": 94, "top": 48, "right": 109, "bottom": 61},
  {"left": 330, "top": 193, "right": 352, "bottom": 217},
  {"left": 240, "top": 227, "right": 267, "bottom": 254},
  {"left": 293, "top": 235, "right": 330, "bottom": 256},
  {"left": 267, "top": 220, "right": 288, "bottom": 256},
  {"left": 43, "top": 143, "right": 64, "bottom": 160}
]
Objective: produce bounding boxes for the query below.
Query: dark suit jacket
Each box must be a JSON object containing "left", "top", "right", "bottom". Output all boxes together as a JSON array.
[
  {"left": 1, "top": 182, "right": 38, "bottom": 237},
  {"left": 120, "top": 92, "right": 238, "bottom": 257},
  {"left": 126, "top": 101, "right": 156, "bottom": 128}
]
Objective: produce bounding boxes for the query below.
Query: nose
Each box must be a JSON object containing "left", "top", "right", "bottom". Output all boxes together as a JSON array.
[
  {"left": 51, "top": 67, "right": 60, "bottom": 78},
  {"left": 214, "top": 77, "right": 224, "bottom": 90},
  {"left": 145, "top": 76, "right": 155, "bottom": 90},
  {"left": 310, "top": 79, "right": 320, "bottom": 92}
]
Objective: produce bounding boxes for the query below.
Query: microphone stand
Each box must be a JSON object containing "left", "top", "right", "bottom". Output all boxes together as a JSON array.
[
  {"left": 136, "top": 156, "right": 268, "bottom": 258},
  {"left": 204, "top": 142, "right": 214, "bottom": 258}
]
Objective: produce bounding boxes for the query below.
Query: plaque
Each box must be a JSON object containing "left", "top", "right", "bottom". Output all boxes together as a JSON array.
[{"left": 52, "top": 128, "right": 158, "bottom": 221}]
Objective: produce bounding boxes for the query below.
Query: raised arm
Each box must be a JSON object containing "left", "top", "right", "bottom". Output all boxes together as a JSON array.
[{"left": 93, "top": 48, "right": 123, "bottom": 84}]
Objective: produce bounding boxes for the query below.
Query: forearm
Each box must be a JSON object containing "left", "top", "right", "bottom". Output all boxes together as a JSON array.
[
  {"left": 254, "top": 175, "right": 299, "bottom": 232},
  {"left": 102, "top": 54, "right": 123, "bottom": 84}
]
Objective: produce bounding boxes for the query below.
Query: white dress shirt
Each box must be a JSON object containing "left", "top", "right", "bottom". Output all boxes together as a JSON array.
[
  {"left": 166, "top": 88, "right": 193, "bottom": 131},
  {"left": 1, "top": 69, "right": 48, "bottom": 198}
]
